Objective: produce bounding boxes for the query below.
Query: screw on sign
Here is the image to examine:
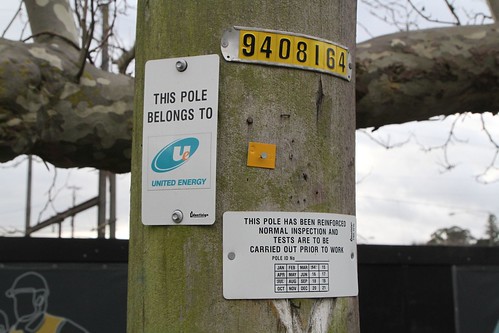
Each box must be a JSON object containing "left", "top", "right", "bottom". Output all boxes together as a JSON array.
[{"left": 172, "top": 210, "right": 183, "bottom": 223}]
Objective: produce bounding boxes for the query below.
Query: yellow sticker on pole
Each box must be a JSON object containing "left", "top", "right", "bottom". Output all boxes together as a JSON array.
[
  {"left": 221, "top": 26, "right": 352, "bottom": 81},
  {"left": 247, "top": 142, "right": 276, "bottom": 169}
]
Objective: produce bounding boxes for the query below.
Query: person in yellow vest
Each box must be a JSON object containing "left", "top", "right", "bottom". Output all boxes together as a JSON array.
[{"left": 5, "top": 272, "right": 88, "bottom": 333}]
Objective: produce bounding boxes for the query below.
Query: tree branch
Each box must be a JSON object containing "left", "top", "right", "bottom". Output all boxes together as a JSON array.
[
  {"left": 0, "top": 37, "right": 133, "bottom": 172},
  {"left": 356, "top": 23, "right": 499, "bottom": 128},
  {"left": 75, "top": 0, "right": 97, "bottom": 82},
  {"left": 407, "top": 0, "right": 460, "bottom": 26},
  {"left": 2, "top": 1, "right": 23, "bottom": 38},
  {"left": 443, "top": 0, "right": 461, "bottom": 25},
  {"left": 2, "top": 23, "right": 499, "bottom": 172},
  {"left": 114, "top": 44, "right": 135, "bottom": 74},
  {"left": 24, "top": 0, "right": 80, "bottom": 46}
]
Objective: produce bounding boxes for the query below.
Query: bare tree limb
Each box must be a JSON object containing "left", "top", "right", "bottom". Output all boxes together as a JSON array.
[
  {"left": 358, "top": 129, "right": 412, "bottom": 149},
  {"left": 475, "top": 150, "right": 499, "bottom": 184},
  {"left": 0, "top": 37, "right": 134, "bottom": 172},
  {"left": 75, "top": 0, "right": 97, "bottom": 81},
  {"left": 2, "top": 1, "right": 23, "bottom": 38},
  {"left": 356, "top": 23, "right": 499, "bottom": 129},
  {"left": 24, "top": 0, "right": 80, "bottom": 46},
  {"left": 414, "top": 115, "right": 470, "bottom": 172},
  {"left": 361, "top": 0, "right": 420, "bottom": 31},
  {"left": 475, "top": 114, "right": 499, "bottom": 183},
  {"left": 3, "top": 12, "right": 499, "bottom": 172},
  {"left": 407, "top": 0, "right": 460, "bottom": 26},
  {"left": 114, "top": 44, "right": 135, "bottom": 74},
  {"left": 480, "top": 114, "right": 499, "bottom": 149},
  {"left": 443, "top": 0, "right": 462, "bottom": 25}
]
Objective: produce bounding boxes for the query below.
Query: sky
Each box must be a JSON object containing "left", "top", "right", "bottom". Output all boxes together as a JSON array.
[{"left": 0, "top": 0, "right": 498, "bottom": 244}]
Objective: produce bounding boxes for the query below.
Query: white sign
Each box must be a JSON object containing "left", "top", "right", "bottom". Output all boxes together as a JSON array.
[
  {"left": 142, "top": 55, "right": 219, "bottom": 225},
  {"left": 223, "top": 211, "right": 358, "bottom": 299}
]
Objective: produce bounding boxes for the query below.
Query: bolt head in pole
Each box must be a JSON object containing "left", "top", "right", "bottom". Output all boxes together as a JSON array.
[{"left": 172, "top": 210, "right": 183, "bottom": 223}]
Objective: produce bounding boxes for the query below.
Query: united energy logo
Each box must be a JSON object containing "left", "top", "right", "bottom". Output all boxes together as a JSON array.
[{"left": 151, "top": 137, "right": 199, "bottom": 173}]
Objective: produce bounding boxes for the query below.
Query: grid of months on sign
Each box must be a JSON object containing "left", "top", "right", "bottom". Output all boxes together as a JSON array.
[{"left": 274, "top": 263, "right": 329, "bottom": 293}]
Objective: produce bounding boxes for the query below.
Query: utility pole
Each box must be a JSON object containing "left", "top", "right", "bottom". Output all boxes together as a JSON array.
[
  {"left": 97, "top": 2, "right": 117, "bottom": 239},
  {"left": 128, "top": 1, "right": 359, "bottom": 332},
  {"left": 24, "top": 155, "right": 32, "bottom": 236}
]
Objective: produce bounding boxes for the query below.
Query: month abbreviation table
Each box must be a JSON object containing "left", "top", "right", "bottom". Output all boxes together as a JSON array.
[{"left": 274, "top": 262, "right": 329, "bottom": 293}]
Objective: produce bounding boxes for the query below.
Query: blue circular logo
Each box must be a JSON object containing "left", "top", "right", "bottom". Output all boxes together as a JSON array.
[{"left": 151, "top": 137, "right": 199, "bottom": 173}]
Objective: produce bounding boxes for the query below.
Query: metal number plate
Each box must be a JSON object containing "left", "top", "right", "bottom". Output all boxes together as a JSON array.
[{"left": 221, "top": 26, "right": 352, "bottom": 81}]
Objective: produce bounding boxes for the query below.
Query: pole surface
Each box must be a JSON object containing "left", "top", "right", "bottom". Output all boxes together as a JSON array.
[
  {"left": 128, "top": 1, "right": 358, "bottom": 332},
  {"left": 25, "top": 155, "right": 32, "bottom": 236}
]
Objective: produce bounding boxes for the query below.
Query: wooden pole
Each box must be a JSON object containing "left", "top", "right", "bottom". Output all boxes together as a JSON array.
[
  {"left": 97, "top": 171, "right": 106, "bottom": 238},
  {"left": 128, "top": 1, "right": 359, "bottom": 331},
  {"left": 24, "top": 155, "right": 32, "bottom": 237}
]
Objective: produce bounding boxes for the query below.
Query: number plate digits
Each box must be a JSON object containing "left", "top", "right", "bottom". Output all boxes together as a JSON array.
[{"left": 221, "top": 27, "right": 351, "bottom": 81}]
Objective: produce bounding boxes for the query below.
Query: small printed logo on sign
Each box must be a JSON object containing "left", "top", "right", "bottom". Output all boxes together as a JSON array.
[{"left": 151, "top": 137, "right": 199, "bottom": 173}]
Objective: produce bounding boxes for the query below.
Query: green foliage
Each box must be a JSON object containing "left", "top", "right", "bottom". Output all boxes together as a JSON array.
[
  {"left": 427, "top": 225, "right": 475, "bottom": 246},
  {"left": 428, "top": 214, "right": 499, "bottom": 246},
  {"left": 476, "top": 214, "right": 499, "bottom": 246}
]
